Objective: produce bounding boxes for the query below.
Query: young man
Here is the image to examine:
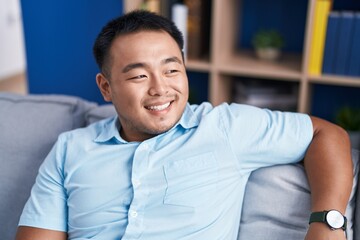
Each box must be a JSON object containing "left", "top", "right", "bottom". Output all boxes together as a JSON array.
[{"left": 16, "top": 10, "right": 352, "bottom": 240}]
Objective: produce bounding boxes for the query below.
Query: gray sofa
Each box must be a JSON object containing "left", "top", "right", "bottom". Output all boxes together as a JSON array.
[{"left": 0, "top": 92, "right": 359, "bottom": 240}]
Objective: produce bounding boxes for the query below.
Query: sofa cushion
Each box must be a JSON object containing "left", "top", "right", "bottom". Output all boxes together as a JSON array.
[
  {"left": 0, "top": 93, "right": 97, "bottom": 239},
  {"left": 85, "top": 103, "right": 117, "bottom": 125},
  {"left": 238, "top": 149, "right": 359, "bottom": 240}
]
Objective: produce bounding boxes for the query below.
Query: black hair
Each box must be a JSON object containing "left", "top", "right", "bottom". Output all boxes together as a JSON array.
[{"left": 93, "top": 10, "right": 184, "bottom": 77}]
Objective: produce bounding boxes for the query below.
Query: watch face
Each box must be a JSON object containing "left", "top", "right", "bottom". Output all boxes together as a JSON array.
[{"left": 326, "top": 210, "right": 344, "bottom": 229}]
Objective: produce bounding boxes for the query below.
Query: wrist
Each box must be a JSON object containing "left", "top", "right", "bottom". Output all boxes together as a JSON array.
[
  {"left": 309, "top": 210, "right": 347, "bottom": 231},
  {"left": 307, "top": 222, "right": 347, "bottom": 240}
]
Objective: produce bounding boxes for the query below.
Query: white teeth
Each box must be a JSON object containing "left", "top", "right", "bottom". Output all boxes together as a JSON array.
[{"left": 147, "top": 102, "right": 171, "bottom": 111}]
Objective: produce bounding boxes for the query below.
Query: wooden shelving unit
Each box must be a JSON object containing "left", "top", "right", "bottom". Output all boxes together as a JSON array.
[
  {"left": 217, "top": 51, "right": 303, "bottom": 81},
  {"left": 125, "top": 0, "right": 360, "bottom": 114}
]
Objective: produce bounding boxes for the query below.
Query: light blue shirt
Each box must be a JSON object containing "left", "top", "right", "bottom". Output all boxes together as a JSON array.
[{"left": 19, "top": 102, "right": 313, "bottom": 239}]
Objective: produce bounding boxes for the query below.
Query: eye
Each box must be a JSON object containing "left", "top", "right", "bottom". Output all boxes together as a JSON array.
[
  {"left": 165, "top": 69, "right": 179, "bottom": 75},
  {"left": 128, "top": 74, "right": 147, "bottom": 80}
]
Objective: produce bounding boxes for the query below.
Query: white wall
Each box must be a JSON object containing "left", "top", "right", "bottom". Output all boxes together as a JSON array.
[{"left": 0, "top": 0, "right": 26, "bottom": 80}]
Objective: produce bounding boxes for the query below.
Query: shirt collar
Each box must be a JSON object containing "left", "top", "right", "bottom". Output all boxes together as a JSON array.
[
  {"left": 176, "top": 103, "right": 200, "bottom": 129},
  {"left": 94, "top": 103, "right": 199, "bottom": 144},
  {"left": 94, "top": 117, "right": 127, "bottom": 144}
]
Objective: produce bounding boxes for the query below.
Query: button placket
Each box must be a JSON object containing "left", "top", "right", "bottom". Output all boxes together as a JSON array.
[{"left": 123, "top": 141, "right": 152, "bottom": 239}]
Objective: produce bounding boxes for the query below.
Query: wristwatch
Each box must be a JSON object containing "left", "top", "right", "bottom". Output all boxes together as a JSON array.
[{"left": 309, "top": 210, "right": 347, "bottom": 231}]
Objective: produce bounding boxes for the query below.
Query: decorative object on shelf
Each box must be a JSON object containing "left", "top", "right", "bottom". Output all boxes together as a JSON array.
[
  {"left": 233, "top": 80, "right": 298, "bottom": 112},
  {"left": 171, "top": 1, "right": 188, "bottom": 59},
  {"left": 335, "top": 106, "right": 360, "bottom": 150},
  {"left": 144, "top": 0, "right": 161, "bottom": 14},
  {"left": 251, "top": 29, "right": 284, "bottom": 61}
]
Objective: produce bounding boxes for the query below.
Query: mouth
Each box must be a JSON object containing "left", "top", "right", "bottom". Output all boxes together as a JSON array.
[{"left": 145, "top": 101, "right": 173, "bottom": 111}]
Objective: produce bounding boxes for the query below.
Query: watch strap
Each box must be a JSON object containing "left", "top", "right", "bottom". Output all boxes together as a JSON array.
[
  {"left": 309, "top": 210, "right": 347, "bottom": 231},
  {"left": 309, "top": 211, "right": 327, "bottom": 223}
]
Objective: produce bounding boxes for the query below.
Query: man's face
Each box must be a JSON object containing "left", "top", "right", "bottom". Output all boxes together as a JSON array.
[{"left": 96, "top": 30, "right": 189, "bottom": 142}]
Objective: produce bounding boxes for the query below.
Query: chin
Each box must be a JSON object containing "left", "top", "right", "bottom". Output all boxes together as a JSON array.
[{"left": 151, "top": 122, "right": 177, "bottom": 135}]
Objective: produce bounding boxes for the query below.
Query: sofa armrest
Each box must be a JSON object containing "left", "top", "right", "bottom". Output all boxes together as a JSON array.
[
  {"left": 353, "top": 149, "right": 360, "bottom": 240},
  {"left": 238, "top": 149, "right": 359, "bottom": 240}
]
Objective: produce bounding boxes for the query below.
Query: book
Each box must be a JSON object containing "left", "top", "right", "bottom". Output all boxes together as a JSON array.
[
  {"left": 334, "top": 12, "right": 355, "bottom": 75},
  {"left": 308, "top": 0, "right": 331, "bottom": 75},
  {"left": 322, "top": 12, "right": 340, "bottom": 74},
  {"left": 184, "top": 0, "right": 211, "bottom": 60},
  {"left": 347, "top": 12, "right": 360, "bottom": 77}
]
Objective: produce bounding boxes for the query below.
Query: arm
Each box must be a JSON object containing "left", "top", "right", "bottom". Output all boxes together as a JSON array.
[
  {"left": 15, "top": 226, "right": 67, "bottom": 240},
  {"left": 304, "top": 116, "right": 353, "bottom": 240}
]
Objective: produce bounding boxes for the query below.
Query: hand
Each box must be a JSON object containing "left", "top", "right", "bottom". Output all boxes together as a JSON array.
[{"left": 305, "top": 223, "right": 346, "bottom": 240}]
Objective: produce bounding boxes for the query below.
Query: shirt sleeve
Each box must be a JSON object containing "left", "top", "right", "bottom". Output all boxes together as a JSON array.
[
  {"left": 220, "top": 103, "right": 313, "bottom": 172},
  {"left": 18, "top": 135, "right": 68, "bottom": 232}
]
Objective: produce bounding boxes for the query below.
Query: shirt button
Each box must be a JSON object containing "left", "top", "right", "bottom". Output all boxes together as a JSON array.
[
  {"left": 133, "top": 179, "right": 141, "bottom": 188},
  {"left": 130, "top": 210, "right": 138, "bottom": 218},
  {"left": 141, "top": 143, "right": 149, "bottom": 150}
]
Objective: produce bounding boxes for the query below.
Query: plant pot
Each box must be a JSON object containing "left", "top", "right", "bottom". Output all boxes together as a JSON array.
[
  {"left": 348, "top": 131, "right": 360, "bottom": 150},
  {"left": 255, "top": 48, "right": 281, "bottom": 61}
]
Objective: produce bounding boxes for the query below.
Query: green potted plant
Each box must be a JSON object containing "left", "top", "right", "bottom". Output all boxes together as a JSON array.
[
  {"left": 335, "top": 106, "right": 360, "bottom": 150},
  {"left": 252, "top": 29, "right": 284, "bottom": 61}
]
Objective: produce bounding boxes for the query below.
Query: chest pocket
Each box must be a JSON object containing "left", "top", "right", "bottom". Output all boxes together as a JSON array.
[{"left": 163, "top": 152, "right": 218, "bottom": 208}]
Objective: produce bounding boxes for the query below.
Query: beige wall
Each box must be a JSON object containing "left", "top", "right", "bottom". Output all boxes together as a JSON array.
[
  {"left": 0, "top": 0, "right": 27, "bottom": 94},
  {"left": 0, "top": 72, "right": 27, "bottom": 94}
]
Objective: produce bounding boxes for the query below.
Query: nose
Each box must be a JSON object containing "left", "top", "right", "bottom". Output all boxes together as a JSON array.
[{"left": 148, "top": 74, "right": 168, "bottom": 96}]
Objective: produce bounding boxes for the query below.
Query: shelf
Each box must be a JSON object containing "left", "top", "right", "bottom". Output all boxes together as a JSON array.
[
  {"left": 309, "top": 75, "right": 360, "bottom": 87},
  {"left": 186, "top": 58, "right": 211, "bottom": 72},
  {"left": 217, "top": 50, "right": 303, "bottom": 81}
]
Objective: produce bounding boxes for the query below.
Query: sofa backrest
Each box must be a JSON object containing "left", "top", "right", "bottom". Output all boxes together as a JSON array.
[{"left": 0, "top": 93, "right": 98, "bottom": 239}]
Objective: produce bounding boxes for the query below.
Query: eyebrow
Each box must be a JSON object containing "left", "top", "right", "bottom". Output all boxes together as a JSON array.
[
  {"left": 122, "top": 63, "right": 145, "bottom": 73},
  {"left": 161, "top": 56, "right": 182, "bottom": 65},
  {"left": 122, "top": 56, "right": 182, "bottom": 73}
]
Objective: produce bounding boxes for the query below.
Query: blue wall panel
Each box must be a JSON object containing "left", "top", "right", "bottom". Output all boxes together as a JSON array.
[{"left": 21, "top": 1, "right": 123, "bottom": 103}]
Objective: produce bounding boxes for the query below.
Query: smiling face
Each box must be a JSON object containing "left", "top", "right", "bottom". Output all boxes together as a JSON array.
[{"left": 96, "top": 30, "right": 189, "bottom": 142}]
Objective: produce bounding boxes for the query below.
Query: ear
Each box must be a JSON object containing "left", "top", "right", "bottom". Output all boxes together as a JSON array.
[{"left": 96, "top": 73, "right": 112, "bottom": 102}]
